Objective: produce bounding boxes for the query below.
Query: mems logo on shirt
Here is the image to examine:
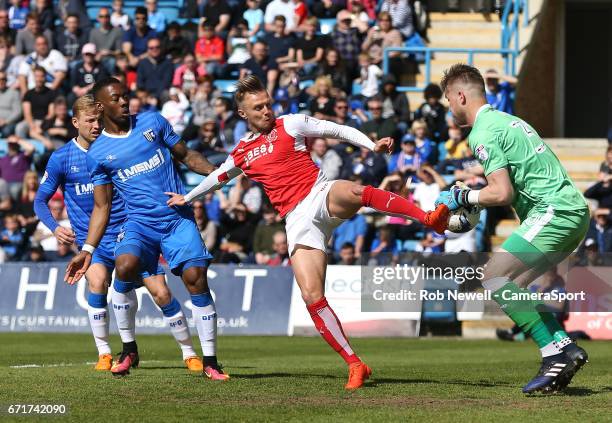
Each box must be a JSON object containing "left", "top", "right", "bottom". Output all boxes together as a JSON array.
[
  {"left": 117, "top": 148, "right": 165, "bottom": 182},
  {"left": 75, "top": 183, "right": 94, "bottom": 196}
]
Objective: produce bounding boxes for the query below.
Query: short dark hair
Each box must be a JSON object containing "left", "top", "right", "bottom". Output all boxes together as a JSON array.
[
  {"left": 440, "top": 63, "right": 485, "bottom": 94},
  {"left": 32, "top": 65, "right": 46, "bottom": 74},
  {"left": 65, "top": 13, "right": 79, "bottom": 21},
  {"left": 274, "top": 14, "right": 286, "bottom": 24},
  {"left": 135, "top": 6, "right": 147, "bottom": 17},
  {"left": 26, "top": 12, "right": 39, "bottom": 23},
  {"left": 235, "top": 75, "right": 266, "bottom": 104},
  {"left": 424, "top": 83, "right": 442, "bottom": 100},
  {"left": 341, "top": 242, "right": 355, "bottom": 250},
  {"left": 216, "top": 96, "right": 232, "bottom": 111},
  {"left": 92, "top": 77, "right": 122, "bottom": 101}
]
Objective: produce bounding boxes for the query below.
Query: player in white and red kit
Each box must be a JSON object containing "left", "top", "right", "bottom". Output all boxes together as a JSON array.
[{"left": 166, "top": 76, "right": 450, "bottom": 390}]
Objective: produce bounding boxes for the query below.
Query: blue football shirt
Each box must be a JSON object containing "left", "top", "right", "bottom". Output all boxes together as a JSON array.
[
  {"left": 36, "top": 139, "right": 127, "bottom": 247},
  {"left": 87, "top": 112, "right": 187, "bottom": 224}
]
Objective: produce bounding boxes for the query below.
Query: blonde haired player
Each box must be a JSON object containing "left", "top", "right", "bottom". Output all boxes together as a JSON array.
[
  {"left": 34, "top": 95, "right": 204, "bottom": 374},
  {"left": 165, "top": 75, "right": 449, "bottom": 390}
]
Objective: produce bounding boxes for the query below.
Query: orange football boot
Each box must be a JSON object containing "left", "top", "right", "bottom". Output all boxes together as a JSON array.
[{"left": 345, "top": 362, "right": 372, "bottom": 390}]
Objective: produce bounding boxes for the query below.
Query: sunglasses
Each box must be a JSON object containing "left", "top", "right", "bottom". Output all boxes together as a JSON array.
[
  {"left": 98, "top": 14, "right": 110, "bottom": 18},
  {"left": 148, "top": 45, "right": 161, "bottom": 49}
]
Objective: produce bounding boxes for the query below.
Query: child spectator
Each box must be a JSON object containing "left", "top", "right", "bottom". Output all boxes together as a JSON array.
[
  {"left": 414, "top": 83, "right": 448, "bottom": 142},
  {"left": 111, "top": 0, "right": 130, "bottom": 31},
  {"left": 404, "top": 119, "right": 434, "bottom": 164},
  {"left": 356, "top": 52, "right": 382, "bottom": 98},
  {"left": 444, "top": 126, "right": 470, "bottom": 159},
  {"left": 195, "top": 22, "right": 225, "bottom": 76},
  {"left": 0, "top": 214, "right": 24, "bottom": 260},
  {"left": 253, "top": 203, "right": 285, "bottom": 264},
  {"left": 388, "top": 138, "right": 420, "bottom": 176},
  {"left": 8, "top": 0, "right": 28, "bottom": 30}
]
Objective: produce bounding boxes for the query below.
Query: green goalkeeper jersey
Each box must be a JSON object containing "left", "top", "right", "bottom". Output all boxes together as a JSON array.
[{"left": 468, "top": 105, "right": 587, "bottom": 222}]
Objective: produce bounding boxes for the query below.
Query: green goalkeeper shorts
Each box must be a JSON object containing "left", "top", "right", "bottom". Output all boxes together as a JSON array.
[{"left": 502, "top": 205, "right": 590, "bottom": 270}]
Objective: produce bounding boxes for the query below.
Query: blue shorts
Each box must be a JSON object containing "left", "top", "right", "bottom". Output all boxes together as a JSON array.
[
  {"left": 114, "top": 216, "right": 212, "bottom": 276},
  {"left": 86, "top": 235, "right": 164, "bottom": 280}
]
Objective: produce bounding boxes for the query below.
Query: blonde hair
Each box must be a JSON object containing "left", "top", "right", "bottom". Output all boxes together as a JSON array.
[
  {"left": 72, "top": 94, "right": 98, "bottom": 118},
  {"left": 235, "top": 75, "right": 266, "bottom": 104},
  {"left": 21, "top": 170, "right": 39, "bottom": 203},
  {"left": 411, "top": 119, "right": 428, "bottom": 134}
]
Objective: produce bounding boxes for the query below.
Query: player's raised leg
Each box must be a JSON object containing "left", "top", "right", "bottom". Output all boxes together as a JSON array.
[
  {"left": 85, "top": 263, "right": 113, "bottom": 370},
  {"left": 291, "top": 246, "right": 370, "bottom": 390},
  {"left": 327, "top": 180, "right": 449, "bottom": 233},
  {"left": 143, "top": 275, "right": 203, "bottom": 372}
]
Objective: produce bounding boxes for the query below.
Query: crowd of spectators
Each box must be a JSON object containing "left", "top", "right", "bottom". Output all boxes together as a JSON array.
[{"left": 0, "top": 0, "right": 604, "bottom": 265}]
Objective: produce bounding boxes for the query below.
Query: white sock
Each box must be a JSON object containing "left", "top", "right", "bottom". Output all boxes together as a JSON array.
[
  {"left": 191, "top": 293, "right": 217, "bottom": 357},
  {"left": 164, "top": 311, "right": 198, "bottom": 360},
  {"left": 111, "top": 285, "right": 138, "bottom": 343},
  {"left": 540, "top": 341, "right": 563, "bottom": 358},
  {"left": 87, "top": 305, "right": 111, "bottom": 355}
]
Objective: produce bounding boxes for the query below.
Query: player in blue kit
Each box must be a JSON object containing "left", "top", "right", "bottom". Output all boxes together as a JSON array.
[
  {"left": 64, "top": 79, "right": 228, "bottom": 380},
  {"left": 35, "top": 96, "right": 204, "bottom": 374}
]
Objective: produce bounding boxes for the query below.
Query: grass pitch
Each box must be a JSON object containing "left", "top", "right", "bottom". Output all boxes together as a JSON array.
[{"left": 0, "top": 334, "right": 610, "bottom": 422}]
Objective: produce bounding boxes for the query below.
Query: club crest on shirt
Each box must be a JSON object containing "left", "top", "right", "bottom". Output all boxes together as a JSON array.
[
  {"left": 143, "top": 129, "right": 155, "bottom": 142},
  {"left": 475, "top": 144, "right": 488, "bottom": 161},
  {"left": 106, "top": 154, "right": 116, "bottom": 162},
  {"left": 265, "top": 129, "right": 277, "bottom": 143},
  {"left": 70, "top": 165, "right": 79, "bottom": 173}
]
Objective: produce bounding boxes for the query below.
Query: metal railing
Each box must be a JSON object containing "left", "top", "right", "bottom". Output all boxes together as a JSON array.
[
  {"left": 382, "top": 47, "right": 520, "bottom": 92},
  {"left": 382, "top": 0, "right": 530, "bottom": 93}
]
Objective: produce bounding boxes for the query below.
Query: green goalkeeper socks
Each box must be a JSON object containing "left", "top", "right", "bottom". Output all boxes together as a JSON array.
[{"left": 487, "top": 281, "right": 555, "bottom": 349}]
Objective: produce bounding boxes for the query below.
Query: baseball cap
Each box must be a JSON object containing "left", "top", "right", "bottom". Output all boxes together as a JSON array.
[{"left": 82, "top": 43, "right": 97, "bottom": 55}]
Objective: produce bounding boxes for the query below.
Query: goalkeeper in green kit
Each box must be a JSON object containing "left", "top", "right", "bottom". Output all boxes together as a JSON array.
[{"left": 436, "top": 64, "right": 589, "bottom": 394}]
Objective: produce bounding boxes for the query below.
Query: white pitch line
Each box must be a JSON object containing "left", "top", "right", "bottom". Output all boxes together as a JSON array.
[{"left": 9, "top": 360, "right": 167, "bottom": 369}]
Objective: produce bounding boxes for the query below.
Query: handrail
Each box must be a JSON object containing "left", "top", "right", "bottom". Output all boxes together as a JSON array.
[
  {"left": 501, "top": 0, "right": 529, "bottom": 54},
  {"left": 382, "top": 47, "right": 519, "bottom": 92}
]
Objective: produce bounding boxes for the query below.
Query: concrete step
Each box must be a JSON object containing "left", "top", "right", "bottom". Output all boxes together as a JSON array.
[
  {"left": 427, "top": 29, "right": 501, "bottom": 48},
  {"left": 430, "top": 12, "right": 501, "bottom": 22},
  {"left": 429, "top": 20, "right": 502, "bottom": 30}
]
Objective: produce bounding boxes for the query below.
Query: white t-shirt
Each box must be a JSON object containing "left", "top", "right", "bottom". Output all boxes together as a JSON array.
[
  {"left": 36, "top": 218, "right": 71, "bottom": 252},
  {"left": 361, "top": 64, "right": 382, "bottom": 98},
  {"left": 18, "top": 50, "right": 68, "bottom": 90},
  {"left": 264, "top": 0, "right": 296, "bottom": 30},
  {"left": 412, "top": 182, "right": 440, "bottom": 212}
]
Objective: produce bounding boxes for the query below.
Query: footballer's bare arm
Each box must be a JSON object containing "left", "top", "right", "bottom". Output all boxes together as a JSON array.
[{"left": 171, "top": 140, "right": 216, "bottom": 175}]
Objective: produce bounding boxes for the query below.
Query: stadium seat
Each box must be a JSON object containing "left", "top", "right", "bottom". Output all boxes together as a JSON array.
[
  {"left": 87, "top": 7, "right": 99, "bottom": 22},
  {"left": 184, "top": 171, "right": 204, "bottom": 186},
  {"left": 159, "top": 7, "right": 179, "bottom": 22},
  {"left": 28, "top": 140, "right": 46, "bottom": 156},
  {"left": 319, "top": 18, "right": 336, "bottom": 35},
  {"left": 421, "top": 279, "right": 457, "bottom": 322},
  {"left": 213, "top": 79, "right": 238, "bottom": 94},
  {"left": 438, "top": 142, "right": 447, "bottom": 162},
  {"left": 0, "top": 139, "right": 7, "bottom": 156},
  {"left": 298, "top": 79, "right": 314, "bottom": 90},
  {"left": 442, "top": 174, "right": 455, "bottom": 186},
  {"left": 351, "top": 81, "right": 362, "bottom": 96},
  {"left": 401, "top": 240, "right": 420, "bottom": 252}
]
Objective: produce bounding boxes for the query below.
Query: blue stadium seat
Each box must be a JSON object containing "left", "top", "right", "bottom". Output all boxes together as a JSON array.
[
  {"left": 442, "top": 174, "right": 455, "bottom": 186},
  {"left": 438, "top": 142, "right": 447, "bottom": 162},
  {"left": 0, "top": 139, "right": 7, "bottom": 156},
  {"left": 28, "top": 140, "right": 46, "bottom": 156},
  {"left": 351, "top": 81, "right": 362, "bottom": 96},
  {"left": 184, "top": 171, "right": 204, "bottom": 186},
  {"left": 159, "top": 7, "right": 179, "bottom": 22},
  {"left": 87, "top": 7, "right": 99, "bottom": 22},
  {"left": 214, "top": 79, "right": 238, "bottom": 94},
  {"left": 319, "top": 18, "right": 336, "bottom": 35},
  {"left": 299, "top": 79, "right": 314, "bottom": 90},
  {"left": 401, "top": 240, "right": 420, "bottom": 252}
]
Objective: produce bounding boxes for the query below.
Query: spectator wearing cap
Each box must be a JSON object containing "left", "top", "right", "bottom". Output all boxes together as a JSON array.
[
  {"left": 264, "top": 0, "right": 296, "bottom": 33},
  {"left": 0, "top": 70, "right": 22, "bottom": 137},
  {"left": 161, "top": 21, "right": 192, "bottom": 65},
  {"left": 161, "top": 87, "right": 189, "bottom": 135},
  {"left": 15, "top": 12, "right": 54, "bottom": 56},
  {"left": 361, "top": 11, "right": 402, "bottom": 66},
  {"left": 122, "top": 6, "right": 157, "bottom": 67},
  {"left": 54, "top": 13, "right": 88, "bottom": 62},
  {"left": 311, "top": 138, "right": 342, "bottom": 180},
  {"left": 145, "top": 0, "right": 166, "bottom": 33},
  {"left": 360, "top": 96, "right": 397, "bottom": 141},
  {"left": 262, "top": 15, "right": 295, "bottom": 69},
  {"left": 16, "top": 66, "right": 56, "bottom": 139},
  {"left": 380, "top": 0, "right": 415, "bottom": 39},
  {"left": 68, "top": 43, "right": 109, "bottom": 105},
  {"left": 0, "top": 136, "right": 34, "bottom": 200},
  {"left": 584, "top": 209, "right": 612, "bottom": 253},
  {"left": 484, "top": 68, "right": 517, "bottom": 115},
  {"left": 240, "top": 41, "right": 279, "bottom": 95},
  {"left": 380, "top": 74, "right": 411, "bottom": 131},
  {"left": 414, "top": 83, "right": 448, "bottom": 142},
  {"left": 331, "top": 9, "right": 367, "bottom": 73},
  {"left": 136, "top": 37, "right": 173, "bottom": 99},
  {"left": 195, "top": 22, "right": 225, "bottom": 76},
  {"left": 200, "top": 0, "right": 232, "bottom": 36},
  {"left": 89, "top": 7, "right": 123, "bottom": 60},
  {"left": 214, "top": 97, "right": 247, "bottom": 151}
]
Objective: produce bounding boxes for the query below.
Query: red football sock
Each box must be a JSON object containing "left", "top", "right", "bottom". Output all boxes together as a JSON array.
[
  {"left": 361, "top": 185, "right": 426, "bottom": 223},
  {"left": 307, "top": 297, "right": 360, "bottom": 365}
]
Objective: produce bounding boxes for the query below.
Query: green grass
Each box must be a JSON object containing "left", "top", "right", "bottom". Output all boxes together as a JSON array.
[{"left": 0, "top": 334, "right": 610, "bottom": 422}]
